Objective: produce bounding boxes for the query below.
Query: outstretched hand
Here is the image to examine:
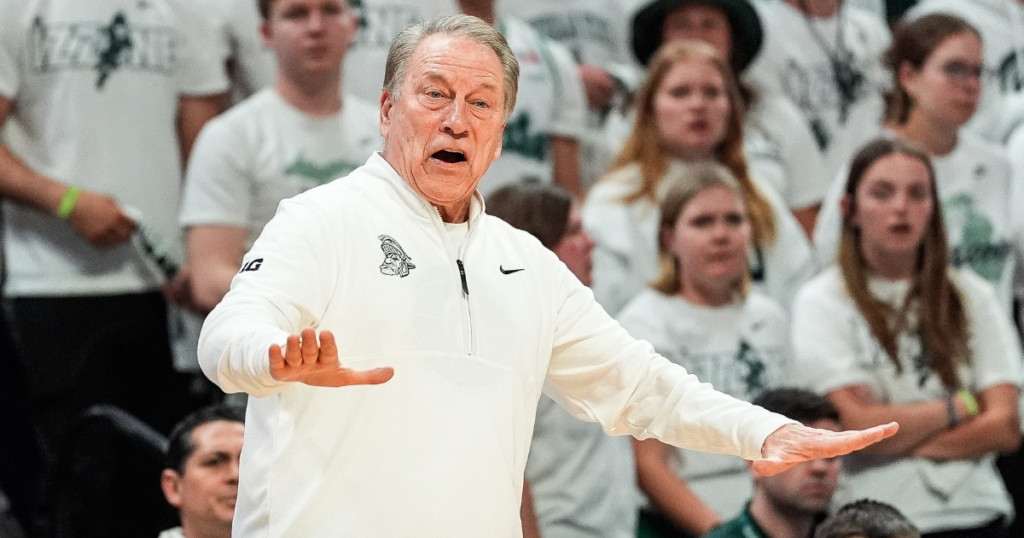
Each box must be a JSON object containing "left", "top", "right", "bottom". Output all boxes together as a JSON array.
[
  {"left": 753, "top": 422, "right": 899, "bottom": 476},
  {"left": 269, "top": 328, "right": 394, "bottom": 387}
]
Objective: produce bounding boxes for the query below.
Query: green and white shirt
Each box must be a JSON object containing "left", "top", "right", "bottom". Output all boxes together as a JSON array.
[
  {"left": 792, "top": 267, "right": 1022, "bottom": 533},
  {"left": 618, "top": 289, "right": 792, "bottom": 520},
  {"left": 180, "top": 88, "right": 381, "bottom": 249}
]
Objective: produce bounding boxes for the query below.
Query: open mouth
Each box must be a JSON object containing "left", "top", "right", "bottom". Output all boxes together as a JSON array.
[{"left": 432, "top": 150, "right": 467, "bottom": 164}]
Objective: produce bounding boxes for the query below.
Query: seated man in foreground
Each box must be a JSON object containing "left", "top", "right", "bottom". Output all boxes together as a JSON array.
[
  {"left": 159, "top": 405, "right": 245, "bottom": 538},
  {"left": 705, "top": 388, "right": 842, "bottom": 538}
]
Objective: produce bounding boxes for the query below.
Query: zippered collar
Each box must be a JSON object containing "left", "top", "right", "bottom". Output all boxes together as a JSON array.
[{"left": 361, "top": 152, "right": 487, "bottom": 229}]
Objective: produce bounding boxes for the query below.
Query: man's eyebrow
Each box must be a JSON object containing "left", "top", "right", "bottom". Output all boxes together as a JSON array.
[{"left": 420, "top": 71, "right": 500, "bottom": 93}]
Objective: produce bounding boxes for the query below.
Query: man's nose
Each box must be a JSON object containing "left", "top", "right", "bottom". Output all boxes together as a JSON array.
[
  {"left": 227, "top": 458, "right": 240, "bottom": 484},
  {"left": 307, "top": 9, "right": 326, "bottom": 32},
  {"left": 442, "top": 101, "right": 469, "bottom": 137}
]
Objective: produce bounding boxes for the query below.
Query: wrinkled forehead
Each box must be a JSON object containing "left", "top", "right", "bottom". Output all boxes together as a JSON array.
[{"left": 403, "top": 34, "right": 505, "bottom": 93}]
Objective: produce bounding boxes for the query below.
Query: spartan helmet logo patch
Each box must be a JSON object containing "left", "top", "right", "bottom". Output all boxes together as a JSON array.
[{"left": 378, "top": 235, "right": 415, "bottom": 277}]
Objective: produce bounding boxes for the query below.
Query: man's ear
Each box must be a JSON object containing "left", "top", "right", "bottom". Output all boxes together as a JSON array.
[
  {"left": 380, "top": 90, "right": 393, "bottom": 139},
  {"left": 161, "top": 469, "right": 184, "bottom": 508},
  {"left": 259, "top": 19, "right": 274, "bottom": 50},
  {"left": 897, "top": 61, "right": 919, "bottom": 100}
]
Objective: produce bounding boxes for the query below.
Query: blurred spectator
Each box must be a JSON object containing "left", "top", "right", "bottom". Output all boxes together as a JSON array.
[
  {"left": 0, "top": 311, "right": 35, "bottom": 536},
  {"left": 499, "top": 0, "right": 644, "bottom": 186},
  {"left": 793, "top": 138, "right": 1022, "bottom": 536},
  {"left": 342, "top": 0, "right": 457, "bottom": 103},
  {"left": 159, "top": 405, "right": 245, "bottom": 538},
  {"left": 742, "top": 0, "right": 891, "bottom": 232},
  {"left": 617, "top": 163, "right": 792, "bottom": 537},
  {"left": 815, "top": 500, "right": 920, "bottom": 538},
  {"left": 488, "top": 179, "right": 641, "bottom": 538},
  {"left": 180, "top": 0, "right": 381, "bottom": 313},
  {"left": 584, "top": 41, "right": 813, "bottom": 317},
  {"left": 628, "top": 0, "right": 830, "bottom": 238},
  {"left": 705, "top": 388, "right": 842, "bottom": 538},
  {"left": 0, "top": 0, "right": 221, "bottom": 531},
  {"left": 905, "top": 0, "right": 1024, "bottom": 141},
  {"left": 457, "top": 1, "right": 588, "bottom": 197},
  {"left": 815, "top": 14, "right": 1023, "bottom": 320}
]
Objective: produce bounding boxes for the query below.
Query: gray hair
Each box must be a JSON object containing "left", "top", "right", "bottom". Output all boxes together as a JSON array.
[{"left": 383, "top": 14, "right": 520, "bottom": 119}]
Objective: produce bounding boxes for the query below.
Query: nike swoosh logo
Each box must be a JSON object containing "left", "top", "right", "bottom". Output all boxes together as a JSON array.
[{"left": 500, "top": 265, "right": 525, "bottom": 274}]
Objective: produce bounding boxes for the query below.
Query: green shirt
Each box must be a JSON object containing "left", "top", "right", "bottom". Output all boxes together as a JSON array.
[{"left": 703, "top": 505, "right": 768, "bottom": 538}]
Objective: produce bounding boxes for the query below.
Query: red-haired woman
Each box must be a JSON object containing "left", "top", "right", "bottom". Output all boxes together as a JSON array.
[{"left": 583, "top": 40, "right": 814, "bottom": 317}]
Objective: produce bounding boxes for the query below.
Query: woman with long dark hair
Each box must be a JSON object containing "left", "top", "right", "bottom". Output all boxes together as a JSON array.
[
  {"left": 814, "top": 14, "right": 1022, "bottom": 318},
  {"left": 794, "top": 138, "right": 1022, "bottom": 537}
]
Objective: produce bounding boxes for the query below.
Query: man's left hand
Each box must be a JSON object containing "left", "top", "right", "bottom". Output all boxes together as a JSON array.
[{"left": 753, "top": 422, "right": 899, "bottom": 475}]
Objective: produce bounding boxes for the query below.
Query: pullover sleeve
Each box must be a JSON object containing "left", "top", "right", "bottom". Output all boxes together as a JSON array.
[
  {"left": 197, "top": 198, "right": 338, "bottom": 397},
  {"left": 543, "top": 261, "right": 796, "bottom": 461}
]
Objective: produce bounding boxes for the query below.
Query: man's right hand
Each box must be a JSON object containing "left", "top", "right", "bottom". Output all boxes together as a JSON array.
[
  {"left": 269, "top": 328, "right": 395, "bottom": 387},
  {"left": 68, "top": 190, "right": 137, "bottom": 247}
]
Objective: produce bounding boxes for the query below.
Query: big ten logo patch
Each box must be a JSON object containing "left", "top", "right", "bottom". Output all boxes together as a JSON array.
[
  {"left": 30, "top": 12, "right": 176, "bottom": 89},
  {"left": 240, "top": 258, "right": 263, "bottom": 273}
]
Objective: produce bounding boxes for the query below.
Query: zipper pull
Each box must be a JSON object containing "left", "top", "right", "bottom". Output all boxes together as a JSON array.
[{"left": 456, "top": 259, "right": 469, "bottom": 295}]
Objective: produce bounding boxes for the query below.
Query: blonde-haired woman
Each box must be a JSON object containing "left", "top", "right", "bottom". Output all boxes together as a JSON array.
[
  {"left": 617, "top": 163, "right": 792, "bottom": 538},
  {"left": 583, "top": 40, "right": 813, "bottom": 317},
  {"left": 793, "top": 138, "right": 1022, "bottom": 537}
]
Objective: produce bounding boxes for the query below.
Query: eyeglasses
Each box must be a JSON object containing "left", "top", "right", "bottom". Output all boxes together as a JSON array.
[{"left": 941, "top": 61, "right": 990, "bottom": 82}]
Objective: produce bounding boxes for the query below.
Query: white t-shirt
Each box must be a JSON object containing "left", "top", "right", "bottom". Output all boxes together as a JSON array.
[
  {"left": 907, "top": 0, "right": 1024, "bottom": 141},
  {"left": 813, "top": 130, "right": 1022, "bottom": 316},
  {"left": 175, "top": 0, "right": 274, "bottom": 103},
  {"left": 342, "top": 0, "right": 457, "bottom": 103},
  {"left": 498, "top": 0, "right": 643, "bottom": 187},
  {"left": 0, "top": 0, "right": 220, "bottom": 296},
  {"left": 476, "top": 17, "right": 587, "bottom": 196},
  {"left": 583, "top": 161, "right": 816, "bottom": 316},
  {"left": 526, "top": 396, "right": 641, "bottom": 538},
  {"left": 180, "top": 88, "right": 381, "bottom": 248},
  {"left": 745, "top": 94, "right": 833, "bottom": 209},
  {"left": 618, "top": 289, "right": 793, "bottom": 520},
  {"left": 791, "top": 266, "right": 1023, "bottom": 533},
  {"left": 743, "top": 1, "right": 890, "bottom": 203}
]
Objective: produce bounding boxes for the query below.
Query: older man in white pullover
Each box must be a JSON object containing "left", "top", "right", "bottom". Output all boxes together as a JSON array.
[{"left": 197, "top": 13, "right": 896, "bottom": 538}]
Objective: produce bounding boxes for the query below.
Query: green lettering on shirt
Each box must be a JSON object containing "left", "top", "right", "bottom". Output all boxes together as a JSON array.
[
  {"left": 943, "top": 194, "right": 1011, "bottom": 283},
  {"left": 502, "top": 114, "right": 549, "bottom": 161},
  {"left": 284, "top": 157, "right": 360, "bottom": 186}
]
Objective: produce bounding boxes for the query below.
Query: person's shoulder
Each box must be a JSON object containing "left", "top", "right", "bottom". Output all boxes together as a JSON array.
[
  {"left": 587, "top": 164, "right": 644, "bottom": 204},
  {"left": 618, "top": 288, "right": 671, "bottom": 319},
  {"left": 702, "top": 513, "right": 751, "bottom": 538},
  {"left": 956, "top": 130, "right": 1010, "bottom": 161},
  {"left": 794, "top": 266, "right": 846, "bottom": 305},
  {"left": 343, "top": 93, "right": 381, "bottom": 119},
  {"left": 907, "top": 0, "right": 990, "bottom": 20},
  {"left": 745, "top": 290, "right": 789, "bottom": 321},
  {"left": 843, "top": 4, "right": 890, "bottom": 33},
  {"left": 949, "top": 266, "right": 1000, "bottom": 300},
  {"left": 156, "top": 527, "right": 186, "bottom": 538},
  {"left": 209, "top": 88, "right": 277, "bottom": 129}
]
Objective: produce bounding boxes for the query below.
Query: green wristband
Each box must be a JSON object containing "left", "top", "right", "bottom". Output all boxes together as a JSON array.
[
  {"left": 956, "top": 390, "right": 979, "bottom": 417},
  {"left": 56, "top": 186, "right": 82, "bottom": 220}
]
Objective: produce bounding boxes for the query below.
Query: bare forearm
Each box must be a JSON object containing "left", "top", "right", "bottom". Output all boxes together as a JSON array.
[
  {"left": 520, "top": 481, "right": 543, "bottom": 538},
  {"left": 550, "top": 136, "right": 582, "bottom": 198},
  {"left": 828, "top": 388, "right": 952, "bottom": 456},
  {"left": 0, "top": 143, "right": 67, "bottom": 214},
  {"left": 913, "top": 385, "right": 1022, "bottom": 460},
  {"left": 634, "top": 440, "right": 721, "bottom": 536},
  {"left": 191, "top": 260, "right": 239, "bottom": 312}
]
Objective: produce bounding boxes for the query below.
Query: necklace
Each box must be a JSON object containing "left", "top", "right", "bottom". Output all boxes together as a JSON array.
[{"left": 797, "top": 0, "right": 866, "bottom": 124}]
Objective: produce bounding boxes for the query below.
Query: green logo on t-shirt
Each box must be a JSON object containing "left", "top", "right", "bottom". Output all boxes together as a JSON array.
[
  {"left": 502, "top": 114, "right": 548, "bottom": 161},
  {"left": 284, "top": 156, "right": 359, "bottom": 186},
  {"left": 943, "top": 194, "right": 1010, "bottom": 282},
  {"left": 30, "top": 13, "right": 176, "bottom": 90},
  {"left": 734, "top": 339, "right": 768, "bottom": 396}
]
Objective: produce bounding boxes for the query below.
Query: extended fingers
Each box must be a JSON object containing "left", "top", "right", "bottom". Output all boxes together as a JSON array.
[
  {"left": 284, "top": 334, "right": 304, "bottom": 367},
  {"left": 340, "top": 367, "right": 395, "bottom": 386},
  {"left": 300, "top": 328, "right": 320, "bottom": 365}
]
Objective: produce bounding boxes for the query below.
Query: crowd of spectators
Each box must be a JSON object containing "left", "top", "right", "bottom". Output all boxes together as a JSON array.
[{"left": 0, "top": 0, "right": 1023, "bottom": 537}]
